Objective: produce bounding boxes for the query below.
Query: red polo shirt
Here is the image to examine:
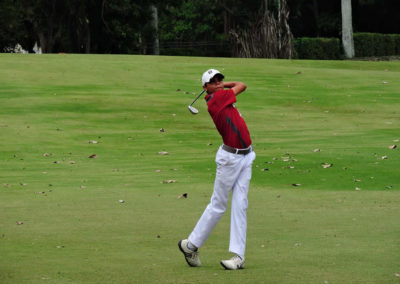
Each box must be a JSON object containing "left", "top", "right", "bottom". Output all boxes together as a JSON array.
[{"left": 205, "top": 89, "right": 252, "bottom": 149}]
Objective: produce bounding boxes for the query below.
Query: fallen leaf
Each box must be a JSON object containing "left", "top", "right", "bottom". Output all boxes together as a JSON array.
[
  {"left": 354, "top": 179, "right": 361, "bottom": 182},
  {"left": 43, "top": 153, "right": 52, "bottom": 157},
  {"left": 296, "top": 71, "right": 302, "bottom": 74},
  {"left": 163, "top": 179, "right": 177, "bottom": 184},
  {"left": 322, "top": 163, "right": 333, "bottom": 168},
  {"left": 313, "top": 148, "right": 320, "bottom": 152},
  {"left": 69, "top": 161, "right": 76, "bottom": 164},
  {"left": 158, "top": 151, "right": 169, "bottom": 155},
  {"left": 155, "top": 169, "right": 161, "bottom": 173},
  {"left": 119, "top": 200, "right": 125, "bottom": 203},
  {"left": 89, "top": 154, "right": 97, "bottom": 158},
  {"left": 394, "top": 273, "right": 400, "bottom": 277},
  {"left": 355, "top": 187, "right": 361, "bottom": 191},
  {"left": 178, "top": 193, "right": 188, "bottom": 199},
  {"left": 389, "top": 145, "right": 397, "bottom": 149},
  {"left": 80, "top": 185, "right": 87, "bottom": 189},
  {"left": 56, "top": 245, "right": 64, "bottom": 249},
  {"left": 16, "top": 221, "right": 23, "bottom": 225}
]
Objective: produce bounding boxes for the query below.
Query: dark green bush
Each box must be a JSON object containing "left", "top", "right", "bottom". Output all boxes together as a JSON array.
[
  {"left": 294, "top": 37, "right": 342, "bottom": 60},
  {"left": 354, "top": 32, "right": 400, "bottom": 57}
]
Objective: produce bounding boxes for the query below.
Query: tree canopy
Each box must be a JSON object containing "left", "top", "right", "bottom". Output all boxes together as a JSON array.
[{"left": 1, "top": 0, "right": 399, "bottom": 55}]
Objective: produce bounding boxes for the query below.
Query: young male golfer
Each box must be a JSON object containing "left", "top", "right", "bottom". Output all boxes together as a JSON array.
[{"left": 178, "top": 69, "right": 256, "bottom": 270}]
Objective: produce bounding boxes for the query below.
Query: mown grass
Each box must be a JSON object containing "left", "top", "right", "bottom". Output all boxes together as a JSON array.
[{"left": 0, "top": 54, "right": 399, "bottom": 283}]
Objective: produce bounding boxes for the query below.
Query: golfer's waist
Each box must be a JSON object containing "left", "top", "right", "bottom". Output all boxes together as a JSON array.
[{"left": 222, "top": 144, "right": 253, "bottom": 155}]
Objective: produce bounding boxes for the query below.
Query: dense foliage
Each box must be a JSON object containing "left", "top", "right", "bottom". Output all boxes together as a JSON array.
[{"left": 1, "top": 0, "right": 399, "bottom": 56}]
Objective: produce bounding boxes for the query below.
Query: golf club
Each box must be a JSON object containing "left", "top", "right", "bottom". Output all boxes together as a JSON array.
[{"left": 188, "top": 90, "right": 205, "bottom": 114}]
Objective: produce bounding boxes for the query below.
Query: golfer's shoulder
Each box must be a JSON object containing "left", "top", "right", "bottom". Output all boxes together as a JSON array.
[{"left": 215, "top": 89, "right": 234, "bottom": 97}]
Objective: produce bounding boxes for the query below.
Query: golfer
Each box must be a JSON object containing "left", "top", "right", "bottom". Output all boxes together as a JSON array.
[{"left": 179, "top": 69, "right": 256, "bottom": 270}]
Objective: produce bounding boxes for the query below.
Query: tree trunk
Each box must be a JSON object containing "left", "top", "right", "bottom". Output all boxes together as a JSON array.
[
  {"left": 312, "top": 0, "right": 320, "bottom": 37},
  {"left": 341, "top": 0, "right": 355, "bottom": 58},
  {"left": 150, "top": 4, "right": 159, "bottom": 55}
]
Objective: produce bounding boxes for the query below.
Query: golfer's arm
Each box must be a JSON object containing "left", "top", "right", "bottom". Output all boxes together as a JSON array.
[{"left": 224, "top": 81, "right": 247, "bottom": 95}]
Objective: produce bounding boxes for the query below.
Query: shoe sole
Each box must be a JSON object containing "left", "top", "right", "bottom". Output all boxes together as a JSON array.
[
  {"left": 220, "top": 261, "right": 244, "bottom": 270},
  {"left": 178, "top": 240, "right": 199, "bottom": 267}
]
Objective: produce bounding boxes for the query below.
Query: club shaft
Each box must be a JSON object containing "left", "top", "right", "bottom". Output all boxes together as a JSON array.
[{"left": 190, "top": 90, "right": 205, "bottom": 106}]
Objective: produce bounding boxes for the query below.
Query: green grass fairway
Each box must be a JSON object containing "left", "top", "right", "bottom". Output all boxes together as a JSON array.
[{"left": 1, "top": 54, "right": 399, "bottom": 283}]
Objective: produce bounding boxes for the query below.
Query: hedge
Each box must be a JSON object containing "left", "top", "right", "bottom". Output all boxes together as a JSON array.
[
  {"left": 293, "top": 37, "right": 342, "bottom": 60},
  {"left": 353, "top": 32, "right": 400, "bottom": 57}
]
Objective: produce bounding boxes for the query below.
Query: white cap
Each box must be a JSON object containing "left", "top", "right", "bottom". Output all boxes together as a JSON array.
[{"left": 201, "top": 69, "right": 224, "bottom": 87}]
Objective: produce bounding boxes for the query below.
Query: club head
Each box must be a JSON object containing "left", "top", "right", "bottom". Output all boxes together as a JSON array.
[{"left": 188, "top": 105, "right": 199, "bottom": 114}]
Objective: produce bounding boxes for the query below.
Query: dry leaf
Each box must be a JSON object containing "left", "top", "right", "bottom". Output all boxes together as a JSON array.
[
  {"left": 313, "top": 148, "right": 320, "bottom": 152},
  {"left": 155, "top": 169, "right": 161, "bottom": 173},
  {"left": 69, "top": 161, "right": 76, "bottom": 164},
  {"left": 354, "top": 179, "right": 361, "bottom": 182},
  {"left": 16, "top": 221, "right": 23, "bottom": 225},
  {"left": 394, "top": 273, "right": 400, "bottom": 277},
  {"left": 119, "top": 200, "right": 125, "bottom": 203},
  {"left": 389, "top": 145, "right": 397, "bottom": 149},
  {"left": 163, "top": 180, "right": 177, "bottom": 184},
  {"left": 89, "top": 154, "right": 97, "bottom": 158},
  {"left": 158, "top": 151, "right": 169, "bottom": 155},
  {"left": 322, "top": 163, "right": 333, "bottom": 168},
  {"left": 355, "top": 187, "right": 361, "bottom": 191},
  {"left": 56, "top": 245, "right": 64, "bottom": 249},
  {"left": 296, "top": 71, "right": 302, "bottom": 74}
]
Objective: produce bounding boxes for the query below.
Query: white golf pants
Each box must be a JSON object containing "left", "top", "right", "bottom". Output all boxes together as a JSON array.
[{"left": 188, "top": 145, "right": 256, "bottom": 259}]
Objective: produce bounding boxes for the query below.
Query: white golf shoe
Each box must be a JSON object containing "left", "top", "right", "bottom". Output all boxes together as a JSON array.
[
  {"left": 178, "top": 239, "right": 201, "bottom": 267},
  {"left": 220, "top": 255, "right": 245, "bottom": 270}
]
